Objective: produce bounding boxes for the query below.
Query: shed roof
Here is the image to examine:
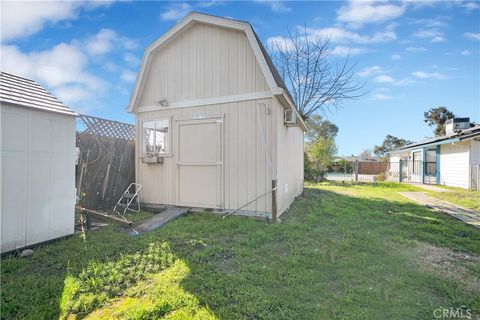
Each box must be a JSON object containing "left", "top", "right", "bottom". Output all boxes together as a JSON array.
[
  {"left": 127, "top": 12, "right": 306, "bottom": 130},
  {"left": 0, "top": 72, "right": 76, "bottom": 116},
  {"left": 392, "top": 124, "right": 480, "bottom": 152}
]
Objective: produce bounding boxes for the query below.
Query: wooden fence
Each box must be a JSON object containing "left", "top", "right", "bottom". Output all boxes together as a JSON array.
[
  {"left": 76, "top": 115, "right": 135, "bottom": 210},
  {"left": 357, "top": 162, "right": 390, "bottom": 175}
]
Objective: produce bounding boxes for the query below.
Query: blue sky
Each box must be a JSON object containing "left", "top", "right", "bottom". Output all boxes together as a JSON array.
[{"left": 1, "top": 0, "right": 479, "bottom": 155}]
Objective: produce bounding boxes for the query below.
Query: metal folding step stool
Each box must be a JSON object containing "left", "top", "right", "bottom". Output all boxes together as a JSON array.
[{"left": 114, "top": 183, "right": 142, "bottom": 215}]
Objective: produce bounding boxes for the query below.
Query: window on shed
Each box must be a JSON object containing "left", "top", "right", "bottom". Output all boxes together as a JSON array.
[{"left": 142, "top": 119, "right": 170, "bottom": 155}]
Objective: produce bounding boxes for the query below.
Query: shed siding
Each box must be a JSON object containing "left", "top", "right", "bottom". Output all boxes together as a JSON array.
[
  {"left": 439, "top": 142, "right": 470, "bottom": 189},
  {"left": 275, "top": 98, "right": 304, "bottom": 215},
  {"left": 1, "top": 103, "right": 75, "bottom": 253},
  {"left": 139, "top": 23, "right": 268, "bottom": 107},
  {"left": 136, "top": 98, "right": 277, "bottom": 214},
  {"left": 135, "top": 21, "right": 305, "bottom": 216}
]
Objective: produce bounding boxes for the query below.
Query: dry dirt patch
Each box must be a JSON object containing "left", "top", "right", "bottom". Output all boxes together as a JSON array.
[{"left": 407, "top": 242, "right": 480, "bottom": 294}]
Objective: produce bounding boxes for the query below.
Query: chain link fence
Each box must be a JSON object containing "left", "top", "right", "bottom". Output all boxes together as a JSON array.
[{"left": 326, "top": 160, "right": 428, "bottom": 183}]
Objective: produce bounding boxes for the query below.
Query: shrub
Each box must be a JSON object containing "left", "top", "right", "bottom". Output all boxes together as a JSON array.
[{"left": 375, "top": 172, "right": 387, "bottom": 181}]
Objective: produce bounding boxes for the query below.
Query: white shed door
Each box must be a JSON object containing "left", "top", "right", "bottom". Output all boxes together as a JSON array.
[{"left": 176, "top": 118, "right": 223, "bottom": 208}]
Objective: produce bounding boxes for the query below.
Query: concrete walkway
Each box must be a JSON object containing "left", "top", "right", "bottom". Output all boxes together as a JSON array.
[
  {"left": 129, "top": 207, "right": 189, "bottom": 235},
  {"left": 399, "top": 192, "right": 480, "bottom": 228},
  {"left": 407, "top": 183, "right": 451, "bottom": 192}
]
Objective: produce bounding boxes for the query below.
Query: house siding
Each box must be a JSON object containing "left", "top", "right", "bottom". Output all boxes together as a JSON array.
[{"left": 439, "top": 141, "right": 470, "bottom": 189}]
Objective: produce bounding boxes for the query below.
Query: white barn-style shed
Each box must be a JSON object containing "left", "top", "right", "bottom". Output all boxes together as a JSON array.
[
  {"left": 1, "top": 72, "right": 76, "bottom": 253},
  {"left": 128, "top": 13, "right": 306, "bottom": 219}
]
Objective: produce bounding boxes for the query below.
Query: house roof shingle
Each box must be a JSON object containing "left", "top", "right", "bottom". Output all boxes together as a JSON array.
[{"left": 0, "top": 72, "right": 76, "bottom": 116}]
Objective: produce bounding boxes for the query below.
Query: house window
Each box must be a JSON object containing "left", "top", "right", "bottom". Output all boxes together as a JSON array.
[
  {"left": 412, "top": 151, "right": 421, "bottom": 174},
  {"left": 142, "top": 119, "right": 170, "bottom": 156},
  {"left": 425, "top": 148, "right": 437, "bottom": 176}
]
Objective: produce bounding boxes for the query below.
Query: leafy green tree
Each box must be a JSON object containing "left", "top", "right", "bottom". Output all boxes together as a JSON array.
[
  {"left": 424, "top": 106, "right": 455, "bottom": 136},
  {"left": 305, "top": 114, "right": 339, "bottom": 142},
  {"left": 374, "top": 135, "right": 413, "bottom": 157},
  {"left": 307, "top": 137, "right": 337, "bottom": 181}
]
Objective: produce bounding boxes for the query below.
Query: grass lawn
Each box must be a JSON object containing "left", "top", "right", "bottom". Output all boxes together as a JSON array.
[
  {"left": 2, "top": 182, "right": 479, "bottom": 319},
  {"left": 424, "top": 186, "right": 480, "bottom": 211}
]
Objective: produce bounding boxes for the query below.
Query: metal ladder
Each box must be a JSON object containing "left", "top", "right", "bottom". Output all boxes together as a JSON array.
[{"left": 114, "top": 183, "right": 142, "bottom": 215}]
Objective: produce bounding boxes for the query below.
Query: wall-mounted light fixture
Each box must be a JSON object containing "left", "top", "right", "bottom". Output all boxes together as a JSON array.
[{"left": 158, "top": 99, "right": 169, "bottom": 107}]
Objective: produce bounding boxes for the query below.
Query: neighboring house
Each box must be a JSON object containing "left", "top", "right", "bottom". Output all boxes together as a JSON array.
[
  {"left": 127, "top": 13, "right": 306, "bottom": 219},
  {"left": 0, "top": 72, "right": 76, "bottom": 253},
  {"left": 390, "top": 118, "right": 480, "bottom": 189}
]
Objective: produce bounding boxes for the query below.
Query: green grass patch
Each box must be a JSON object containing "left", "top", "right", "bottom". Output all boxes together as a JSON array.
[
  {"left": 2, "top": 182, "right": 479, "bottom": 319},
  {"left": 425, "top": 187, "right": 480, "bottom": 211}
]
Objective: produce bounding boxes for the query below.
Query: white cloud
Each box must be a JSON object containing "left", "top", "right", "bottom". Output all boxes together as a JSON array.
[
  {"left": 370, "top": 93, "right": 394, "bottom": 101},
  {"left": 371, "top": 74, "right": 417, "bottom": 86},
  {"left": 305, "top": 26, "right": 397, "bottom": 44},
  {"left": 256, "top": 0, "right": 291, "bottom": 13},
  {"left": 464, "top": 32, "right": 480, "bottom": 41},
  {"left": 391, "top": 54, "right": 402, "bottom": 60},
  {"left": 160, "top": 3, "right": 192, "bottom": 21},
  {"left": 413, "top": 28, "right": 446, "bottom": 42},
  {"left": 0, "top": 1, "right": 114, "bottom": 42},
  {"left": 330, "top": 46, "right": 367, "bottom": 56},
  {"left": 431, "top": 36, "right": 445, "bottom": 43},
  {"left": 374, "top": 75, "right": 395, "bottom": 83},
  {"left": 412, "top": 71, "right": 447, "bottom": 79},
  {"left": 266, "top": 36, "right": 295, "bottom": 51},
  {"left": 1, "top": 1, "right": 78, "bottom": 41},
  {"left": 267, "top": 26, "right": 397, "bottom": 52},
  {"left": 461, "top": 50, "right": 471, "bottom": 56},
  {"left": 406, "top": 46, "right": 428, "bottom": 52},
  {"left": 123, "top": 52, "right": 140, "bottom": 66},
  {"left": 120, "top": 70, "right": 137, "bottom": 83},
  {"left": 412, "top": 18, "right": 447, "bottom": 29},
  {"left": 461, "top": 1, "right": 479, "bottom": 11},
  {"left": 0, "top": 25, "right": 138, "bottom": 106},
  {"left": 85, "top": 29, "right": 117, "bottom": 55},
  {"left": 356, "top": 66, "right": 383, "bottom": 77},
  {"left": 337, "top": 1, "right": 406, "bottom": 28},
  {"left": 197, "top": 0, "right": 225, "bottom": 8},
  {"left": 83, "top": 29, "right": 138, "bottom": 56},
  {"left": 0, "top": 43, "right": 107, "bottom": 105}
]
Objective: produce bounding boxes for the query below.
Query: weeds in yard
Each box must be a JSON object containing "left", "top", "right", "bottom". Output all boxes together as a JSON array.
[{"left": 1, "top": 182, "right": 479, "bottom": 320}]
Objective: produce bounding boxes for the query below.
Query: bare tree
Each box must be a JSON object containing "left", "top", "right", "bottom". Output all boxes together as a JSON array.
[{"left": 269, "top": 27, "right": 365, "bottom": 119}]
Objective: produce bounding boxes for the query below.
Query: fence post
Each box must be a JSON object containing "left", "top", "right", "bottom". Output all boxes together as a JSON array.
[
  {"left": 354, "top": 160, "right": 359, "bottom": 181},
  {"left": 399, "top": 160, "right": 403, "bottom": 183},
  {"left": 271, "top": 180, "right": 277, "bottom": 223},
  {"left": 477, "top": 164, "right": 480, "bottom": 191}
]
